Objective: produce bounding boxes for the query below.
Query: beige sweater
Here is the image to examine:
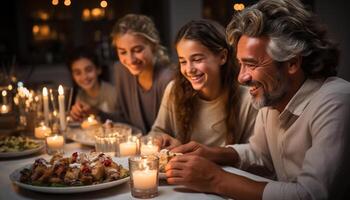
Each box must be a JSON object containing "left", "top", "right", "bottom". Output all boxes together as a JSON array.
[{"left": 150, "top": 81, "right": 257, "bottom": 146}]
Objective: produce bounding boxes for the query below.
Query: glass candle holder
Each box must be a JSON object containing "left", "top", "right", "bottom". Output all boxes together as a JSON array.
[
  {"left": 94, "top": 128, "right": 121, "bottom": 157},
  {"left": 45, "top": 132, "right": 65, "bottom": 155},
  {"left": 34, "top": 121, "right": 52, "bottom": 139},
  {"left": 118, "top": 135, "right": 140, "bottom": 157},
  {"left": 140, "top": 136, "right": 161, "bottom": 156},
  {"left": 129, "top": 155, "right": 159, "bottom": 198}
]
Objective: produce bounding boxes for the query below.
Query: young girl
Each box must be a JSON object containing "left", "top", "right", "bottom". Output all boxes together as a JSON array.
[
  {"left": 68, "top": 48, "right": 116, "bottom": 121},
  {"left": 150, "top": 19, "right": 257, "bottom": 148},
  {"left": 110, "top": 14, "right": 174, "bottom": 134}
]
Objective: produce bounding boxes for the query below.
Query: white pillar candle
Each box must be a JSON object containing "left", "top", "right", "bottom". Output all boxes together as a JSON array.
[
  {"left": 58, "top": 85, "right": 66, "bottom": 131},
  {"left": 0, "top": 104, "right": 9, "bottom": 114},
  {"left": 119, "top": 141, "right": 137, "bottom": 156},
  {"left": 141, "top": 143, "right": 159, "bottom": 156},
  {"left": 1, "top": 90, "right": 7, "bottom": 104},
  {"left": 34, "top": 124, "right": 52, "bottom": 139},
  {"left": 133, "top": 169, "right": 158, "bottom": 190},
  {"left": 42, "top": 87, "right": 49, "bottom": 125},
  {"left": 46, "top": 134, "right": 64, "bottom": 149}
]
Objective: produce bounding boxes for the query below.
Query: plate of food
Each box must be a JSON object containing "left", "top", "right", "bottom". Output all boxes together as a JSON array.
[
  {"left": 0, "top": 136, "right": 45, "bottom": 158},
  {"left": 9, "top": 152, "right": 130, "bottom": 193},
  {"left": 66, "top": 122, "right": 142, "bottom": 146},
  {"left": 157, "top": 149, "right": 183, "bottom": 179}
]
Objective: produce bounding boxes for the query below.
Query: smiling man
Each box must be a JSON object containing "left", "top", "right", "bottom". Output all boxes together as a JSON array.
[{"left": 165, "top": 0, "right": 350, "bottom": 199}]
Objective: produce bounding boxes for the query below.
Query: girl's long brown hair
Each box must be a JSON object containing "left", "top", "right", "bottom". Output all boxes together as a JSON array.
[{"left": 172, "top": 19, "right": 240, "bottom": 144}]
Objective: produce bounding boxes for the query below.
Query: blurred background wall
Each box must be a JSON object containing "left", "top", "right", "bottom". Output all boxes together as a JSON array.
[{"left": 0, "top": 0, "right": 349, "bottom": 88}]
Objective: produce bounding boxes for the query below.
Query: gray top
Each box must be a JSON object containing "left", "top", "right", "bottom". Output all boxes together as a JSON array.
[
  {"left": 229, "top": 77, "right": 350, "bottom": 200},
  {"left": 76, "top": 81, "right": 117, "bottom": 115},
  {"left": 109, "top": 62, "right": 174, "bottom": 134}
]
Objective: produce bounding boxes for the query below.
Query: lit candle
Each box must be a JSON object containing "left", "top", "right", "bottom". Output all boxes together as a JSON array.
[
  {"left": 120, "top": 141, "right": 137, "bottom": 156},
  {"left": 81, "top": 115, "right": 99, "bottom": 129},
  {"left": 141, "top": 141, "right": 159, "bottom": 156},
  {"left": 0, "top": 104, "right": 10, "bottom": 114},
  {"left": 58, "top": 85, "right": 66, "bottom": 131},
  {"left": 2, "top": 90, "right": 7, "bottom": 104},
  {"left": 46, "top": 134, "right": 64, "bottom": 149},
  {"left": 132, "top": 160, "right": 157, "bottom": 190},
  {"left": 119, "top": 136, "right": 138, "bottom": 156},
  {"left": 34, "top": 123, "right": 52, "bottom": 139},
  {"left": 42, "top": 87, "right": 49, "bottom": 125}
]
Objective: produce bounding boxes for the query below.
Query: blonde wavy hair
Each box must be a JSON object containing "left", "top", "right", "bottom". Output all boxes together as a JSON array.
[{"left": 111, "top": 14, "right": 170, "bottom": 66}]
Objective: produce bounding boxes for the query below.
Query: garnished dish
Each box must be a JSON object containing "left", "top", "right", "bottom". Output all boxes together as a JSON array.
[
  {"left": 9, "top": 152, "right": 130, "bottom": 193},
  {"left": 157, "top": 149, "right": 182, "bottom": 178},
  {"left": 0, "top": 136, "right": 44, "bottom": 158}
]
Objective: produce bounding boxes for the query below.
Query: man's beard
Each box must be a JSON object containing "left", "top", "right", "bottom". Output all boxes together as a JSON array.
[{"left": 250, "top": 73, "right": 289, "bottom": 110}]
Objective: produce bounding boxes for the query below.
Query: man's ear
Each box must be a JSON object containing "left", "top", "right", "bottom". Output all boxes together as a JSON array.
[
  {"left": 287, "top": 56, "right": 302, "bottom": 75},
  {"left": 220, "top": 49, "right": 228, "bottom": 65}
]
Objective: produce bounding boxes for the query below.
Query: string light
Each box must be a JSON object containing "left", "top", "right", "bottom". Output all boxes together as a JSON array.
[
  {"left": 64, "top": 0, "right": 71, "bottom": 6},
  {"left": 100, "top": 0, "right": 108, "bottom": 8},
  {"left": 52, "top": 0, "right": 59, "bottom": 6}
]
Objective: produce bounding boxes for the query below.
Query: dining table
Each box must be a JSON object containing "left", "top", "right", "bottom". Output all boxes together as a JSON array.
[{"left": 0, "top": 142, "right": 271, "bottom": 200}]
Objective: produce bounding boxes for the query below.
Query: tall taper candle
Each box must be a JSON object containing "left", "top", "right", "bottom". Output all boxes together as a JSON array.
[
  {"left": 58, "top": 85, "right": 66, "bottom": 131},
  {"left": 42, "top": 87, "right": 49, "bottom": 125}
]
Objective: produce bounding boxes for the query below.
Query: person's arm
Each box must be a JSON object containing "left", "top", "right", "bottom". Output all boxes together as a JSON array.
[
  {"left": 149, "top": 81, "right": 181, "bottom": 148},
  {"left": 166, "top": 154, "right": 267, "bottom": 200},
  {"left": 262, "top": 92, "right": 350, "bottom": 200}
]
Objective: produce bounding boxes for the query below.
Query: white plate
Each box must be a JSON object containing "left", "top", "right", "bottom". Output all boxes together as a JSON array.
[
  {"left": 9, "top": 157, "right": 130, "bottom": 194},
  {"left": 66, "top": 122, "right": 142, "bottom": 146},
  {"left": 0, "top": 141, "right": 45, "bottom": 158}
]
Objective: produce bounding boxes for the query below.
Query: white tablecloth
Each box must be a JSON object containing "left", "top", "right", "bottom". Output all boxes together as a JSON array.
[{"left": 0, "top": 142, "right": 271, "bottom": 199}]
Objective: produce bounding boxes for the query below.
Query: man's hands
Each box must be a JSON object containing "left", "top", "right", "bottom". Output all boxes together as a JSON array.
[
  {"left": 170, "top": 141, "right": 239, "bottom": 166},
  {"left": 165, "top": 154, "right": 224, "bottom": 193}
]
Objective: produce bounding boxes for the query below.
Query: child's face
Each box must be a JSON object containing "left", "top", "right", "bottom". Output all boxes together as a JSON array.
[
  {"left": 114, "top": 33, "right": 155, "bottom": 76},
  {"left": 176, "top": 39, "right": 227, "bottom": 100},
  {"left": 71, "top": 58, "right": 100, "bottom": 92}
]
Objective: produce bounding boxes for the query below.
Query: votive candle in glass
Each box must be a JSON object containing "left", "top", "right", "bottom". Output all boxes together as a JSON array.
[
  {"left": 129, "top": 155, "right": 159, "bottom": 198},
  {"left": 46, "top": 134, "right": 64, "bottom": 155}
]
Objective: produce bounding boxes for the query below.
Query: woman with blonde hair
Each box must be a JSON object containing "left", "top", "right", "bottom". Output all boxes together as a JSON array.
[{"left": 110, "top": 14, "right": 174, "bottom": 134}]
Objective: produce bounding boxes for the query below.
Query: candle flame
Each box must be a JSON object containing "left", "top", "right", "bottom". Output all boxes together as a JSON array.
[
  {"left": 58, "top": 85, "right": 64, "bottom": 95},
  {"left": 87, "top": 114, "right": 95, "bottom": 122},
  {"left": 2, "top": 90, "right": 7, "bottom": 97},
  {"left": 43, "top": 87, "right": 48, "bottom": 96}
]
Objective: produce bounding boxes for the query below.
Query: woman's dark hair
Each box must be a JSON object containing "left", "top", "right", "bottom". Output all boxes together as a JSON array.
[
  {"left": 172, "top": 19, "right": 240, "bottom": 144},
  {"left": 66, "top": 46, "right": 100, "bottom": 73},
  {"left": 66, "top": 46, "right": 109, "bottom": 102}
]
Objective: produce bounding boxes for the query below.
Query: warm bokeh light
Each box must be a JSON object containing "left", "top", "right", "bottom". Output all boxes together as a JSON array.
[
  {"left": 32, "top": 25, "right": 40, "bottom": 34},
  {"left": 233, "top": 3, "right": 245, "bottom": 11},
  {"left": 2, "top": 90, "right": 7, "bottom": 97},
  {"left": 64, "top": 0, "right": 71, "bottom": 6},
  {"left": 91, "top": 8, "right": 103, "bottom": 18},
  {"left": 52, "top": 0, "right": 58, "bottom": 6},
  {"left": 40, "top": 25, "right": 50, "bottom": 36},
  {"left": 82, "top": 9, "right": 91, "bottom": 21},
  {"left": 100, "top": 0, "right": 108, "bottom": 8}
]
